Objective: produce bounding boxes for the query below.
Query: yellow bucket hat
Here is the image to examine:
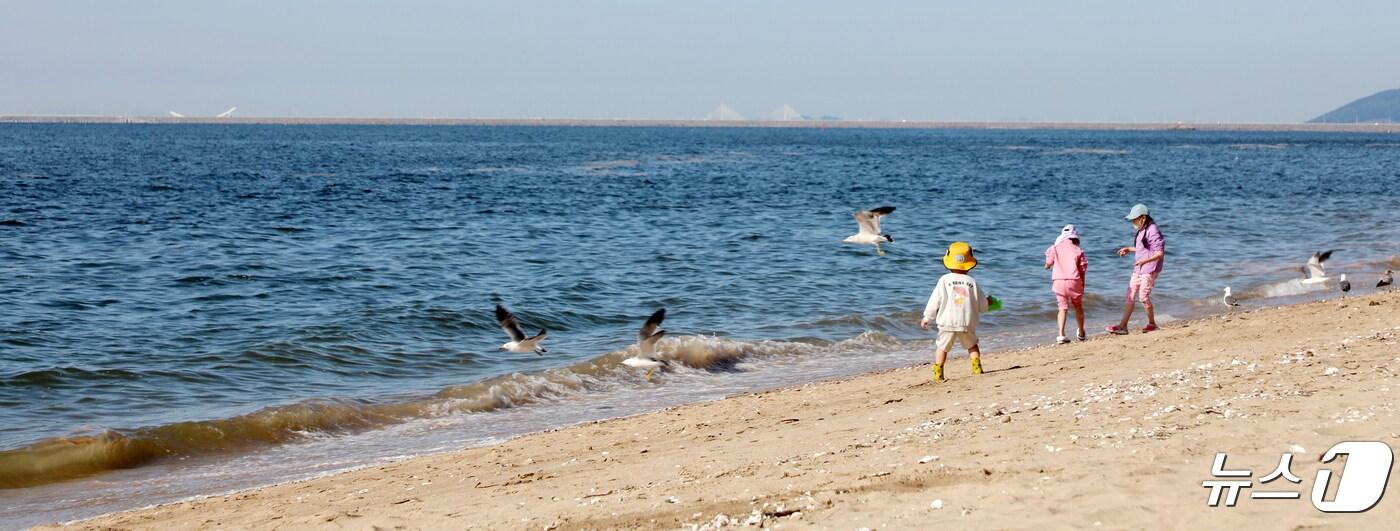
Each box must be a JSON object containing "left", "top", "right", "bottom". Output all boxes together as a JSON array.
[{"left": 943, "top": 241, "right": 978, "bottom": 271}]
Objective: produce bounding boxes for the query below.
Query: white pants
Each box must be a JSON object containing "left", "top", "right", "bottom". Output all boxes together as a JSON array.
[{"left": 936, "top": 330, "right": 978, "bottom": 352}]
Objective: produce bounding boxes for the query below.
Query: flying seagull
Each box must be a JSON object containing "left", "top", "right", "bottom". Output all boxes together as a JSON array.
[
  {"left": 843, "top": 206, "right": 896, "bottom": 256},
  {"left": 623, "top": 308, "right": 668, "bottom": 381},
  {"left": 1378, "top": 269, "right": 1393, "bottom": 289},
  {"left": 1222, "top": 287, "right": 1239, "bottom": 308},
  {"left": 1339, "top": 274, "right": 1351, "bottom": 297},
  {"left": 495, "top": 304, "right": 547, "bottom": 355},
  {"left": 1300, "top": 250, "right": 1335, "bottom": 284}
]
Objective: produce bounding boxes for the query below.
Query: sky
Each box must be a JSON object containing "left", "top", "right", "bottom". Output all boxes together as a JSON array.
[{"left": 3, "top": 1, "right": 1399, "bottom": 122}]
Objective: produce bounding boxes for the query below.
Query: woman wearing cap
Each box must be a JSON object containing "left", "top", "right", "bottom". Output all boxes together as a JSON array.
[{"left": 1108, "top": 204, "right": 1164, "bottom": 334}]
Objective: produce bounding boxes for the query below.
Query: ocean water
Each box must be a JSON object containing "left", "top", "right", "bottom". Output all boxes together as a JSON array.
[{"left": 2, "top": 124, "right": 1398, "bottom": 526}]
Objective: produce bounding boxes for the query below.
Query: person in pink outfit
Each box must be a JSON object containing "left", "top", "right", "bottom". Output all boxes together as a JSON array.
[
  {"left": 1108, "top": 204, "right": 1165, "bottom": 334},
  {"left": 1044, "top": 224, "right": 1088, "bottom": 343}
]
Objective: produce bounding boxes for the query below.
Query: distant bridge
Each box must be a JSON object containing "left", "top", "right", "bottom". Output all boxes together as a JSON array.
[
  {"left": 767, "top": 104, "right": 804, "bottom": 121},
  {"left": 169, "top": 107, "right": 237, "bottom": 118},
  {"left": 705, "top": 104, "right": 745, "bottom": 121}
]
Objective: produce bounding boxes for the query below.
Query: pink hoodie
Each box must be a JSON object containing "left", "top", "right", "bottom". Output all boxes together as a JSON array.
[{"left": 1045, "top": 239, "right": 1087, "bottom": 281}]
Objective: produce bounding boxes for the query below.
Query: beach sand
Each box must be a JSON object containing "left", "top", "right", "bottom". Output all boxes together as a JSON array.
[{"left": 45, "top": 291, "right": 1400, "bottom": 530}]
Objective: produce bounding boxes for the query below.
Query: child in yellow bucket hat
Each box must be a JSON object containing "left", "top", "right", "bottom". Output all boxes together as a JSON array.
[{"left": 920, "top": 242, "right": 997, "bottom": 381}]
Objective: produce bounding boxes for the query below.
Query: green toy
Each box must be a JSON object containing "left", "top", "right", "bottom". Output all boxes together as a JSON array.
[{"left": 987, "top": 295, "right": 1003, "bottom": 312}]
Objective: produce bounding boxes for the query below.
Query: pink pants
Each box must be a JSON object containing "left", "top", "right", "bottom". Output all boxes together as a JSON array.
[
  {"left": 1126, "top": 272, "right": 1158, "bottom": 307},
  {"left": 1052, "top": 279, "right": 1084, "bottom": 310}
]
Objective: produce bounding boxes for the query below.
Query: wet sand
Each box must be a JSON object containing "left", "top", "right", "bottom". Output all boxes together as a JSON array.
[{"left": 44, "top": 290, "right": 1400, "bottom": 530}]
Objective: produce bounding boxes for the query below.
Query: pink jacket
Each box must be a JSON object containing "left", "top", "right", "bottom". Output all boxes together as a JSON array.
[{"left": 1045, "top": 239, "right": 1088, "bottom": 281}]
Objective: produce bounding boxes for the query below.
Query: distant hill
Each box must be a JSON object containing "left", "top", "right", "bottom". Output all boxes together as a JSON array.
[{"left": 1310, "top": 88, "right": 1400, "bottom": 123}]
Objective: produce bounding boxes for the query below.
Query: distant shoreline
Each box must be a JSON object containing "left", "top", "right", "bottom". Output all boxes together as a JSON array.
[{"left": 3, "top": 115, "right": 1399, "bottom": 133}]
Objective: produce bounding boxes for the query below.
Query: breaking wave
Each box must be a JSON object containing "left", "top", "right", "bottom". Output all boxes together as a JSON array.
[{"left": 0, "top": 333, "right": 897, "bottom": 489}]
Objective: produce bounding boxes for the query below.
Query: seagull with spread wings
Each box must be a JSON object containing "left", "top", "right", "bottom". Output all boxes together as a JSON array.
[
  {"left": 495, "top": 304, "right": 548, "bottom": 355},
  {"left": 843, "top": 206, "right": 896, "bottom": 256},
  {"left": 1300, "top": 250, "right": 1335, "bottom": 284},
  {"left": 623, "top": 308, "right": 668, "bottom": 381}
]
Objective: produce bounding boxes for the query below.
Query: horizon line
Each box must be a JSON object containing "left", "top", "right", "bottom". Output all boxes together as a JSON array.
[{"left": 2, "top": 115, "right": 1398, "bottom": 133}]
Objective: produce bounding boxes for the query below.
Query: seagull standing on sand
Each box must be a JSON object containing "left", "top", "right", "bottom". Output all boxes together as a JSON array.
[
  {"left": 623, "top": 308, "right": 668, "bottom": 381},
  {"left": 495, "top": 304, "right": 548, "bottom": 355},
  {"left": 1300, "top": 250, "right": 1335, "bottom": 284},
  {"left": 843, "top": 206, "right": 896, "bottom": 256},
  {"left": 1339, "top": 274, "right": 1351, "bottom": 297},
  {"left": 1378, "top": 269, "right": 1394, "bottom": 289},
  {"left": 1222, "top": 287, "right": 1239, "bottom": 308}
]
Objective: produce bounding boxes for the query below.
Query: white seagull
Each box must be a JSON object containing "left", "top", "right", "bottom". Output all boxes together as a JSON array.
[
  {"left": 1378, "top": 269, "right": 1393, "bottom": 289},
  {"left": 843, "top": 206, "right": 896, "bottom": 256},
  {"left": 1339, "top": 274, "right": 1351, "bottom": 297},
  {"left": 1300, "top": 250, "right": 1335, "bottom": 284},
  {"left": 495, "top": 304, "right": 547, "bottom": 355},
  {"left": 1222, "top": 287, "right": 1239, "bottom": 307},
  {"left": 623, "top": 308, "right": 668, "bottom": 381}
]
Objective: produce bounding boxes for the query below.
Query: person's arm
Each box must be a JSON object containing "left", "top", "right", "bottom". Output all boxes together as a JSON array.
[
  {"left": 1044, "top": 246, "right": 1056, "bottom": 270},
  {"left": 1134, "top": 227, "right": 1165, "bottom": 266},
  {"left": 1078, "top": 252, "right": 1088, "bottom": 277},
  {"left": 1134, "top": 251, "right": 1164, "bottom": 267},
  {"left": 920, "top": 281, "right": 943, "bottom": 329},
  {"left": 1119, "top": 232, "right": 1137, "bottom": 257}
]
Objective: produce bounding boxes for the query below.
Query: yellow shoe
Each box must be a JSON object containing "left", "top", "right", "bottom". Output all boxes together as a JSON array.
[
  {"left": 933, "top": 363, "right": 945, "bottom": 382},
  {"left": 971, "top": 357, "right": 983, "bottom": 375}
]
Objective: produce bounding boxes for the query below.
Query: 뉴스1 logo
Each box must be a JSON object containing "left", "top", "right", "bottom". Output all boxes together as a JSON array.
[{"left": 1203, "top": 441, "right": 1394, "bottom": 512}]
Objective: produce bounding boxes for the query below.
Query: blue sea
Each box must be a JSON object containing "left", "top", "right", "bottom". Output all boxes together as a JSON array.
[{"left": 2, "top": 124, "right": 1397, "bottom": 527}]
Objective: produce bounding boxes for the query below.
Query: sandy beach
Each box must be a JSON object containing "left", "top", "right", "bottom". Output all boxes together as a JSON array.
[{"left": 42, "top": 290, "right": 1400, "bottom": 530}]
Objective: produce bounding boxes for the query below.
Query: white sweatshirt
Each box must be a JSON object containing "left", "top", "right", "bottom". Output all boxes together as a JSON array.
[{"left": 922, "top": 272, "right": 990, "bottom": 332}]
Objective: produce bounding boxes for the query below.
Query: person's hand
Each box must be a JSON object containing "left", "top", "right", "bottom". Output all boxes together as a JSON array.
[
  {"left": 1117, "top": 247, "right": 1133, "bottom": 257},
  {"left": 919, "top": 319, "right": 930, "bottom": 330}
]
